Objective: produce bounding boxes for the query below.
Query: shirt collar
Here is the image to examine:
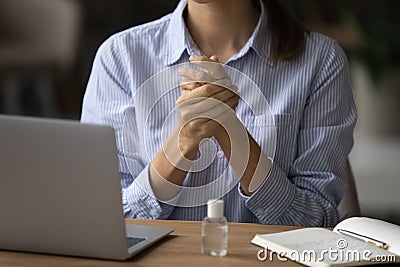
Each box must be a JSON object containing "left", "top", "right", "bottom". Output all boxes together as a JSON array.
[
  {"left": 163, "top": 0, "right": 188, "bottom": 66},
  {"left": 249, "top": 0, "right": 270, "bottom": 62},
  {"left": 163, "top": 0, "right": 270, "bottom": 66}
]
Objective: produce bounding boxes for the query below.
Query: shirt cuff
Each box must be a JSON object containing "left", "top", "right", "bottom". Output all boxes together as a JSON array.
[
  {"left": 122, "top": 165, "right": 175, "bottom": 219},
  {"left": 239, "top": 160, "right": 296, "bottom": 224}
]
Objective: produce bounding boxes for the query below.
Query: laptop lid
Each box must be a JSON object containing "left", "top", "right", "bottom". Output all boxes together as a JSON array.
[{"left": 0, "top": 115, "right": 132, "bottom": 260}]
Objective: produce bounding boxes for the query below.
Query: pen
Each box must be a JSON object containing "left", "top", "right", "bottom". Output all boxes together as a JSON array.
[{"left": 337, "top": 229, "right": 389, "bottom": 250}]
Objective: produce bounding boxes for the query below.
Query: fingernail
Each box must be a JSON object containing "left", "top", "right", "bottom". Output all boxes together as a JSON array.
[{"left": 189, "top": 55, "right": 194, "bottom": 61}]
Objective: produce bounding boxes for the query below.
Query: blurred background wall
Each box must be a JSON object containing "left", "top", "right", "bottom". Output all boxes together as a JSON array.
[
  {"left": 0, "top": 0, "right": 399, "bottom": 224},
  {"left": 0, "top": 0, "right": 179, "bottom": 118}
]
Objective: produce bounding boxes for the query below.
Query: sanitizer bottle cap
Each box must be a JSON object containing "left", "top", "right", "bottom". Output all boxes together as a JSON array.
[{"left": 207, "top": 199, "right": 224, "bottom": 218}]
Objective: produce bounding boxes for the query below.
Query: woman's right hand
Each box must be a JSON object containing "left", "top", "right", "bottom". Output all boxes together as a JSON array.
[{"left": 176, "top": 56, "right": 239, "bottom": 157}]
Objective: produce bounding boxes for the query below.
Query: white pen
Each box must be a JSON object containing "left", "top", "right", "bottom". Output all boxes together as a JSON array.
[{"left": 337, "top": 229, "right": 389, "bottom": 250}]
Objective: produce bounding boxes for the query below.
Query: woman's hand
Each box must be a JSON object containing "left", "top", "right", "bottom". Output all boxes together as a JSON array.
[
  {"left": 176, "top": 55, "right": 239, "bottom": 154},
  {"left": 148, "top": 55, "right": 241, "bottom": 195},
  {"left": 175, "top": 55, "right": 271, "bottom": 196}
]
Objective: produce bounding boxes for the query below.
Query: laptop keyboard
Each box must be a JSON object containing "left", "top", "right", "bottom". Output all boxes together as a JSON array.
[{"left": 126, "top": 237, "right": 146, "bottom": 248}]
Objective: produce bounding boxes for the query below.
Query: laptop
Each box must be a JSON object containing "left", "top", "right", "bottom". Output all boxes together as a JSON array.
[{"left": 0, "top": 115, "right": 173, "bottom": 260}]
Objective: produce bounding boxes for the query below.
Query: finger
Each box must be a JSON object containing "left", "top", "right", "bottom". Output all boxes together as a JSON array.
[
  {"left": 186, "top": 83, "right": 226, "bottom": 100},
  {"left": 206, "top": 93, "right": 239, "bottom": 112},
  {"left": 210, "top": 55, "right": 219, "bottom": 62},
  {"left": 181, "top": 82, "right": 201, "bottom": 91},
  {"left": 178, "top": 82, "right": 238, "bottom": 107},
  {"left": 180, "top": 77, "right": 193, "bottom": 86},
  {"left": 181, "top": 75, "right": 234, "bottom": 91},
  {"left": 189, "top": 55, "right": 228, "bottom": 78},
  {"left": 177, "top": 90, "right": 238, "bottom": 115},
  {"left": 189, "top": 55, "right": 214, "bottom": 62},
  {"left": 224, "top": 94, "right": 240, "bottom": 110},
  {"left": 190, "top": 59, "right": 229, "bottom": 80},
  {"left": 176, "top": 92, "right": 203, "bottom": 106},
  {"left": 230, "top": 85, "right": 239, "bottom": 93},
  {"left": 200, "top": 99, "right": 237, "bottom": 122},
  {"left": 232, "top": 98, "right": 239, "bottom": 110},
  {"left": 207, "top": 87, "right": 237, "bottom": 103},
  {"left": 178, "top": 67, "right": 214, "bottom": 83},
  {"left": 180, "top": 78, "right": 201, "bottom": 91},
  {"left": 177, "top": 83, "right": 224, "bottom": 109},
  {"left": 211, "top": 78, "right": 233, "bottom": 89}
]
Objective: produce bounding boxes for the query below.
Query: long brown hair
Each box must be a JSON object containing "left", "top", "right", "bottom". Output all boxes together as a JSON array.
[{"left": 262, "top": 0, "right": 309, "bottom": 61}]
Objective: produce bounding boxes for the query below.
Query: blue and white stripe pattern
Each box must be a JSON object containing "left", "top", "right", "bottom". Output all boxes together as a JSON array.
[{"left": 81, "top": 0, "right": 356, "bottom": 226}]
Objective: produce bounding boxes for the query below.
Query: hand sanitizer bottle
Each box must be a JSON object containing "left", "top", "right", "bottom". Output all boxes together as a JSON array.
[{"left": 201, "top": 199, "right": 228, "bottom": 256}]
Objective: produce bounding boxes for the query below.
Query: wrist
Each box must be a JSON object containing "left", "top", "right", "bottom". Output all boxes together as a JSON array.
[
  {"left": 214, "top": 124, "right": 228, "bottom": 142},
  {"left": 214, "top": 115, "right": 241, "bottom": 141},
  {"left": 176, "top": 127, "right": 200, "bottom": 161}
]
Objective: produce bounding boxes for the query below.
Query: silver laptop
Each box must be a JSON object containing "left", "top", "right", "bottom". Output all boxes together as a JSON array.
[{"left": 0, "top": 115, "right": 173, "bottom": 260}]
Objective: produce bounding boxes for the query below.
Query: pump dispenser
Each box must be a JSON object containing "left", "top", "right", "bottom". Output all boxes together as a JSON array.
[{"left": 201, "top": 199, "right": 228, "bottom": 256}]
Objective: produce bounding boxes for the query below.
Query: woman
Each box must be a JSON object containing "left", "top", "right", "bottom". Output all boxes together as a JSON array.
[{"left": 81, "top": 0, "right": 356, "bottom": 226}]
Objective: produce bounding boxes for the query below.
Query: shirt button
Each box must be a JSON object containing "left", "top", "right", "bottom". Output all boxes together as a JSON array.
[
  {"left": 217, "top": 151, "right": 224, "bottom": 158},
  {"left": 256, "top": 207, "right": 264, "bottom": 214},
  {"left": 150, "top": 209, "right": 158, "bottom": 217}
]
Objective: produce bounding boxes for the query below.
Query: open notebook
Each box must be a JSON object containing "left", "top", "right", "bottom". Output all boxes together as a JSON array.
[{"left": 251, "top": 217, "right": 400, "bottom": 267}]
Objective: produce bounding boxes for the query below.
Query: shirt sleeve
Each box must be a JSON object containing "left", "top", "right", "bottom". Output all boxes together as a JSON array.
[
  {"left": 239, "top": 41, "right": 357, "bottom": 227},
  {"left": 80, "top": 35, "right": 175, "bottom": 219}
]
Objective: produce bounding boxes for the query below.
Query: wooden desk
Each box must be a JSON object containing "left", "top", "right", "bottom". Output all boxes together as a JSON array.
[{"left": 0, "top": 219, "right": 302, "bottom": 267}]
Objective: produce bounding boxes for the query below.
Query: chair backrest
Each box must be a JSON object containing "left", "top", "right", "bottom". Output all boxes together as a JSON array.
[
  {"left": 337, "top": 160, "right": 361, "bottom": 220},
  {"left": 0, "top": 0, "right": 82, "bottom": 68}
]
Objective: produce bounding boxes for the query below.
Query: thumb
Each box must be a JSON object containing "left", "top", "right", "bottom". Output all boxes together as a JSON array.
[{"left": 210, "top": 55, "right": 219, "bottom": 62}]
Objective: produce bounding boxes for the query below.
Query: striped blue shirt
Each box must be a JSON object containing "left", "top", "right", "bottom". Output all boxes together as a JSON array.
[{"left": 81, "top": 0, "right": 356, "bottom": 226}]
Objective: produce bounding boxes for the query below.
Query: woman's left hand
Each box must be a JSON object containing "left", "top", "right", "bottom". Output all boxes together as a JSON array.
[
  {"left": 177, "top": 55, "right": 239, "bottom": 137},
  {"left": 177, "top": 55, "right": 271, "bottom": 196}
]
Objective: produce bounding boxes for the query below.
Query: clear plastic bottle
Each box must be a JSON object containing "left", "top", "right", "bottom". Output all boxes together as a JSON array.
[{"left": 201, "top": 199, "right": 228, "bottom": 256}]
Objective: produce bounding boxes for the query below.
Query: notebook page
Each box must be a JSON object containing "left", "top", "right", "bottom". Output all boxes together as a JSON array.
[
  {"left": 252, "top": 228, "right": 398, "bottom": 267},
  {"left": 333, "top": 217, "right": 400, "bottom": 255}
]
